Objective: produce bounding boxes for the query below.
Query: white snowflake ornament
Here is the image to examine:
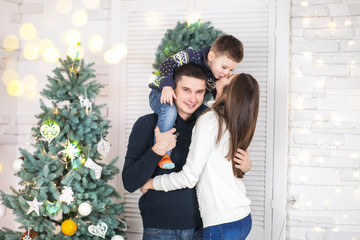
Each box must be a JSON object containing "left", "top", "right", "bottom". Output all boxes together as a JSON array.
[
  {"left": 78, "top": 96, "right": 92, "bottom": 115},
  {"left": 97, "top": 137, "right": 110, "bottom": 157},
  {"left": 59, "top": 186, "right": 74, "bottom": 205}
]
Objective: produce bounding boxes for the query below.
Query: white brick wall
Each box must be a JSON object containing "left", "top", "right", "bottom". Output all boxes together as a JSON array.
[{"left": 289, "top": 0, "right": 360, "bottom": 239}]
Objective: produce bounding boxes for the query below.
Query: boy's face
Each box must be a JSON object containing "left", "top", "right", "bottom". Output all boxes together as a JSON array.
[
  {"left": 174, "top": 76, "right": 206, "bottom": 120},
  {"left": 207, "top": 51, "right": 238, "bottom": 79}
]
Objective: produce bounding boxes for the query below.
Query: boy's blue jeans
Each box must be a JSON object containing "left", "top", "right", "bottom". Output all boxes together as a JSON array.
[
  {"left": 149, "top": 89, "right": 177, "bottom": 156},
  {"left": 143, "top": 227, "right": 203, "bottom": 240},
  {"left": 203, "top": 214, "right": 252, "bottom": 240}
]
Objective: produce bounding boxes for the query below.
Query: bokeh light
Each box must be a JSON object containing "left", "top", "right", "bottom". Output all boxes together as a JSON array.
[
  {"left": 104, "top": 43, "right": 128, "bottom": 64},
  {"left": 56, "top": 0, "right": 72, "bottom": 14},
  {"left": 20, "top": 23, "right": 37, "bottom": 40},
  {"left": 72, "top": 10, "right": 88, "bottom": 27},
  {"left": 88, "top": 35, "right": 104, "bottom": 52},
  {"left": 64, "top": 29, "right": 82, "bottom": 45},
  {"left": 67, "top": 44, "right": 84, "bottom": 60},
  {"left": 23, "top": 75, "right": 37, "bottom": 89},
  {"left": 144, "top": 11, "right": 161, "bottom": 26},
  {"left": 23, "top": 44, "right": 39, "bottom": 60},
  {"left": 42, "top": 47, "right": 60, "bottom": 62},
  {"left": 24, "top": 88, "right": 37, "bottom": 99},
  {"left": 82, "top": 0, "right": 100, "bottom": 9},
  {"left": 7, "top": 80, "right": 24, "bottom": 96},
  {"left": 3, "top": 34, "right": 19, "bottom": 51},
  {"left": 37, "top": 39, "right": 54, "bottom": 54},
  {"left": 2, "top": 69, "right": 18, "bottom": 86},
  {"left": 0, "top": 163, "right": 2, "bottom": 172}
]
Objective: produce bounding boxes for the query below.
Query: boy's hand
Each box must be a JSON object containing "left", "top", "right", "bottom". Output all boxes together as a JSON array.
[
  {"left": 152, "top": 127, "right": 177, "bottom": 155},
  {"left": 161, "top": 86, "right": 177, "bottom": 106},
  {"left": 233, "top": 148, "right": 251, "bottom": 173},
  {"left": 140, "top": 179, "right": 154, "bottom": 194}
]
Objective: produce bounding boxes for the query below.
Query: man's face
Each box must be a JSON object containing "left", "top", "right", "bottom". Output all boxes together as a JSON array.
[
  {"left": 207, "top": 52, "right": 238, "bottom": 79},
  {"left": 174, "top": 76, "right": 206, "bottom": 120}
]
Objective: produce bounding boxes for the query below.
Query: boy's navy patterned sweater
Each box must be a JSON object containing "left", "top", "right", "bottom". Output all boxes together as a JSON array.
[
  {"left": 149, "top": 46, "right": 217, "bottom": 97},
  {"left": 122, "top": 104, "right": 207, "bottom": 229}
]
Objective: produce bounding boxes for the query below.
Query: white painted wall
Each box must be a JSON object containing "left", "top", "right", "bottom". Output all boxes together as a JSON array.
[
  {"left": 288, "top": 0, "right": 360, "bottom": 239},
  {"left": 1, "top": 0, "right": 360, "bottom": 239}
]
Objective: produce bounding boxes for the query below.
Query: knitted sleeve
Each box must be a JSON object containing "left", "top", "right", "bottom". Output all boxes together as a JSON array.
[
  {"left": 153, "top": 112, "right": 216, "bottom": 191},
  {"left": 122, "top": 116, "right": 163, "bottom": 193}
]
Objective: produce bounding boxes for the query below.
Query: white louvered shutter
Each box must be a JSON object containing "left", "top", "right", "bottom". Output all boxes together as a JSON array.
[{"left": 118, "top": 1, "right": 275, "bottom": 239}]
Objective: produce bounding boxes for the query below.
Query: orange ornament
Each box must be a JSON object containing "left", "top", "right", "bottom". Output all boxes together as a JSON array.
[{"left": 61, "top": 219, "right": 77, "bottom": 236}]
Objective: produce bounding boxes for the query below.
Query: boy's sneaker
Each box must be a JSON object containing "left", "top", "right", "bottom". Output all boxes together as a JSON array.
[{"left": 158, "top": 154, "right": 175, "bottom": 169}]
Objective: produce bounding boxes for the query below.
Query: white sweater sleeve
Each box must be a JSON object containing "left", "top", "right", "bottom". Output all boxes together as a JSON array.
[{"left": 153, "top": 113, "right": 216, "bottom": 192}]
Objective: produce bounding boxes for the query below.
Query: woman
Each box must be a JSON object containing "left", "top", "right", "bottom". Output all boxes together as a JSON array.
[{"left": 141, "top": 73, "right": 260, "bottom": 240}]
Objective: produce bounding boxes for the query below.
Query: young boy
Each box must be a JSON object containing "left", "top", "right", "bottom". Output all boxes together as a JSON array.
[{"left": 148, "top": 34, "right": 244, "bottom": 169}]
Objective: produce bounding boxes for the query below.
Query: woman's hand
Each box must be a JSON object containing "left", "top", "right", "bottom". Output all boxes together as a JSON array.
[
  {"left": 140, "top": 179, "right": 154, "bottom": 194},
  {"left": 233, "top": 148, "right": 251, "bottom": 174}
]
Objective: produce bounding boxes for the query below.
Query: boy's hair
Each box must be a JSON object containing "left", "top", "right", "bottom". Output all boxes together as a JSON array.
[
  {"left": 174, "top": 63, "right": 207, "bottom": 86},
  {"left": 210, "top": 34, "right": 244, "bottom": 63}
]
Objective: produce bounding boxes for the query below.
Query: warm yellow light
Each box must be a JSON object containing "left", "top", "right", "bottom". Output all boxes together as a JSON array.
[
  {"left": 3, "top": 34, "right": 19, "bottom": 51},
  {"left": 0, "top": 163, "right": 2, "bottom": 172},
  {"left": 42, "top": 47, "right": 60, "bottom": 63},
  {"left": 349, "top": 40, "right": 354, "bottom": 46},
  {"left": 345, "top": 20, "right": 352, "bottom": 26},
  {"left": 302, "top": 18, "right": 310, "bottom": 27},
  {"left": 56, "top": 0, "right": 72, "bottom": 14},
  {"left": 23, "top": 75, "right": 37, "bottom": 89},
  {"left": 37, "top": 39, "right": 54, "bottom": 54},
  {"left": 144, "top": 11, "right": 161, "bottom": 26},
  {"left": 67, "top": 44, "right": 84, "bottom": 60},
  {"left": 20, "top": 23, "right": 37, "bottom": 40},
  {"left": 7, "top": 80, "right": 24, "bottom": 96},
  {"left": 82, "top": 0, "right": 100, "bottom": 9},
  {"left": 88, "top": 35, "right": 104, "bottom": 52},
  {"left": 72, "top": 10, "right": 88, "bottom": 27},
  {"left": 65, "top": 29, "right": 82, "bottom": 45},
  {"left": 329, "top": 21, "right": 336, "bottom": 29},
  {"left": 23, "top": 44, "right": 39, "bottom": 60},
  {"left": 24, "top": 88, "right": 37, "bottom": 99},
  {"left": 104, "top": 43, "right": 128, "bottom": 64},
  {"left": 300, "top": 0, "right": 309, "bottom": 6},
  {"left": 2, "top": 69, "right": 18, "bottom": 86},
  {"left": 186, "top": 14, "right": 201, "bottom": 26}
]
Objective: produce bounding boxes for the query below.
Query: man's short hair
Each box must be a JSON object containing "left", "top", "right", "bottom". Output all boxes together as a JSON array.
[
  {"left": 174, "top": 63, "right": 208, "bottom": 86},
  {"left": 210, "top": 34, "right": 244, "bottom": 63}
]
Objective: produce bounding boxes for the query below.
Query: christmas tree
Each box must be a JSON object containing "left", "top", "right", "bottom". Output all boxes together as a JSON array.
[
  {"left": 152, "top": 20, "right": 223, "bottom": 71},
  {"left": 0, "top": 57, "right": 126, "bottom": 240}
]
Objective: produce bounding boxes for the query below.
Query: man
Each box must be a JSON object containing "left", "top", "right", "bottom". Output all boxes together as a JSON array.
[{"left": 122, "top": 63, "right": 250, "bottom": 240}]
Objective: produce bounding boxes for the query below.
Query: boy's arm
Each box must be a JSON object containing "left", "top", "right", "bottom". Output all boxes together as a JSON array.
[{"left": 159, "top": 49, "right": 192, "bottom": 90}]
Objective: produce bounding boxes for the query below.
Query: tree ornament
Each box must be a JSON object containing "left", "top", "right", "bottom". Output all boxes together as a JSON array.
[
  {"left": 26, "top": 197, "right": 43, "bottom": 216},
  {"left": 78, "top": 95, "right": 92, "bottom": 115},
  {"left": 61, "top": 219, "right": 77, "bottom": 236},
  {"left": 12, "top": 158, "right": 23, "bottom": 171},
  {"left": 59, "top": 186, "right": 74, "bottom": 205},
  {"left": 71, "top": 154, "right": 86, "bottom": 169},
  {"left": 164, "top": 40, "right": 179, "bottom": 57},
  {"left": 88, "top": 221, "right": 108, "bottom": 239},
  {"left": 78, "top": 202, "right": 91, "bottom": 216},
  {"left": 0, "top": 202, "right": 6, "bottom": 218},
  {"left": 62, "top": 140, "right": 81, "bottom": 160},
  {"left": 111, "top": 235, "right": 125, "bottom": 240},
  {"left": 44, "top": 200, "right": 61, "bottom": 215},
  {"left": 84, "top": 158, "right": 102, "bottom": 179},
  {"left": 21, "top": 228, "right": 38, "bottom": 240},
  {"left": 40, "top": 120, "right": 60, "bottom": 143},
  {"left": 97, "top": 137, "right": 110, "bottom": 157}
]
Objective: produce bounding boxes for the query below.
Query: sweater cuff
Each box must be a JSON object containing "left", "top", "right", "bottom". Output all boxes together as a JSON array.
[
  {"left": 144, "top": 148, "right": 164, "bottom": 169},
  {"left": 153, "top": 176, "right": 165, "bottom": 191}
]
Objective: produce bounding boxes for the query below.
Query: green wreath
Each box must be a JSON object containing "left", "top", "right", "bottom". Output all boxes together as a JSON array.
[{"left": 152, "top": 20, "right": 224, "bottom": 71}]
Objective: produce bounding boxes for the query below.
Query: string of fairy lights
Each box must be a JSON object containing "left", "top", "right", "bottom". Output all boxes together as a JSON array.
[{"left": 289, "top": 0, "right": 360, "bottom": 236}]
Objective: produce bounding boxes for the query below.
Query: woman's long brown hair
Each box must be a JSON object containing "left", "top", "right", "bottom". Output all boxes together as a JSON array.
[{"left": 212, "top": 73, "right": 260, "bottom": 178}]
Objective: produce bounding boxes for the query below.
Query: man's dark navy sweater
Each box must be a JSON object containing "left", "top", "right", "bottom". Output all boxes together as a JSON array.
[{"left": 122, "top": 104, "right": 207, "bottom": 229}]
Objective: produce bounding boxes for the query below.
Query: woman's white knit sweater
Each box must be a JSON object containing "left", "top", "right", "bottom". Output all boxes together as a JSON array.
[{"left": 153, "top": 110, "right": 251, "bottom": 228}]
